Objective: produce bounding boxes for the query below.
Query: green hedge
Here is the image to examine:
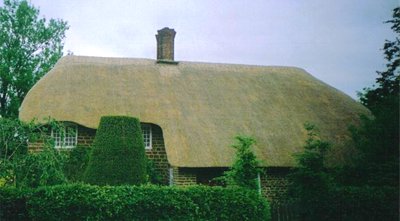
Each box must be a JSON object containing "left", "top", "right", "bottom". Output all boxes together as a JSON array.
[
  {"left": 84, "top": 116, "right": 147, "bottom": 185},
  {"left": 328, "top": 186, "right": 399, "bottom": 221},
  {"left": 291, "top": 185, "right": 399, "bottom": 221},
  {"left": 0, "top": 184, "right": 270, "bottom": 221},
  {"left": 0, "top": 187, "right": 30, "bottom": 220}
]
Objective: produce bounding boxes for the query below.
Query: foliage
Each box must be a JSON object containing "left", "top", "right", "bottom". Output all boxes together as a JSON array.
[
  {"left": 0, "top": 187, "right": 30, "bottom": 220},
  {"left": 14, "top": 143, "right": 67, "bottom": 188},
  {"left": 0, "top": 0, "right": 69, "bottom": 118},
  {"left": 343, "top": 7, "right": 399, "bottom": 187},
  {"left": 186, "top": 185, "right": 270, "bottom": 220},
  {"left": 0, "top": 118, "right": 68, "bottom": 188},
  {"left": 288, "top": 123, "right": 333, "bottom": 220},
  {"left": 84, "top": 116, "right": 147, "bottom": 186},
  {"left": 0, "top": 118, "right": 29, "bottom": 185},
  {"left": 219, "top": 136, "right": 261, "bottom": 191},
  {"left": 359, "top": 7, "right": 399, "bottom": 111},
  {"left": 0, "top": 184, "right": 270, "bottom": 221},
  {"left": 0, "top": 118, "right": 29, "bottom": 160},
  {"left": 145, "top": 157, "right": 162, "bottom": 184},
  {"left": 328, "top": 185, "right": 399, "bottom": 221},
  {"left": 63, "top": 145, "right": 91, "bottom": 182},
  {"left": 289, "top": 123, "right": 399, "bottom": 220},
  {"left": 21, "top": 121, "right": 67, "bottom": 189}
]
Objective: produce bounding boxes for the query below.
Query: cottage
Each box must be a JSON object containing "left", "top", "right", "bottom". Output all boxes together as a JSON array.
[{"left": 19, "top": 27, "right": 368, "bottom": 203}]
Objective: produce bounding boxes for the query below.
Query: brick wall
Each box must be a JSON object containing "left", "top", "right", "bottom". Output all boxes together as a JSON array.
[
  {"left": 261, "top": 168, "right": 291, "bottom": 204},
  {"left": 171, "top": 167, "right": 197, "bottom": 186},
  {"left": 145, "top": 124, "right": 169, "bottom": 185},
  {"left": 76, "top": 126, "right": 95, "bottom": 148},
  {"left": 28, "top": 140, "right": 44, "bottom": 152}
]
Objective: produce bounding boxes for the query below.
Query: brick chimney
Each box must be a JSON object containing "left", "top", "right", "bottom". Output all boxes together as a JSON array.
[{"left": 156, "top": 27, "right": 177, "bottom": 63}]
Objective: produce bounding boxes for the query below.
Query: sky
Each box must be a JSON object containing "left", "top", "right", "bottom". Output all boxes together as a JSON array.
[{"left": 16, "top": 0, "right": 400, "bottom": 98}]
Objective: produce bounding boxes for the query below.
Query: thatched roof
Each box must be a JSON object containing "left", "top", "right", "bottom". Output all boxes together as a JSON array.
[{"left": 20, "top": 56, "right": 368, "bottom": 167}]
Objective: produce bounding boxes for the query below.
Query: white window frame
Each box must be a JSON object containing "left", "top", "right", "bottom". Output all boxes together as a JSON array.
[
  {"left": 141, "top": 124, "right": 152, "bottom": 150},
  {"left": 51, "top": 123, "right": 78, "bottom": 149}
]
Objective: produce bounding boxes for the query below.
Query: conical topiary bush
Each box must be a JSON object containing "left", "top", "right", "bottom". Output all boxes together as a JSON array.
[{"left": 83, "top": 116, "right": 147, "bottom": 185}]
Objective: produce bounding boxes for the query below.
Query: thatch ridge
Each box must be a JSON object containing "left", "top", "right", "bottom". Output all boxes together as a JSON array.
[{"left": 20, "top": 55, "right": 368, "bottom": 167}]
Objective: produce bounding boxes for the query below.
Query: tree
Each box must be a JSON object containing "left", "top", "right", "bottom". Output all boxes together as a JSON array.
[
  {"left": 345, "top": 7, "right": 399, "bottom": 186},
  {"left": 288, "top": 123, "right": 333, "bottom": 220},
  {"left": 0, "top": 0, "right": 68, "bottom": 118},
  {"left": 360, "top": 7, "right": 399, "bottom": 111},
  {"left": 221, "top": 136, "right": 261, "bottom": 191},
  {"left": 84, "top": 116, "right": 147, "bottom": 186}
]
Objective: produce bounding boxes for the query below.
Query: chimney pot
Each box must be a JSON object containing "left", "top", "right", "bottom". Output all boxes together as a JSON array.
[{"left": 156, "top": 27, "right": 177, "bottom": 63}]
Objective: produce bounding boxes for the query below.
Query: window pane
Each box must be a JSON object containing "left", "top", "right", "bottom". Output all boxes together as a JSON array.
[
  {"left": 141, "top": 124, "right": 152, "bottom": 149},
  {"left": 52, "top": 124, "right": 77, "bottom": 148}
]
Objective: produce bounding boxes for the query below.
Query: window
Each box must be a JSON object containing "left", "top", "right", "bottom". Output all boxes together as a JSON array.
[
  {"left": 141, "top": 124, "right": 152, "bottom": 150},
  {"left": 51, "top": 124, "right": 77, "bottom": 148}
]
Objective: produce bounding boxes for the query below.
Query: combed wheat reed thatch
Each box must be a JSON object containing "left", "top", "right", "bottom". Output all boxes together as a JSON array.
[{"left": 19, "top": 56, "right": 368, "bottom": 167}]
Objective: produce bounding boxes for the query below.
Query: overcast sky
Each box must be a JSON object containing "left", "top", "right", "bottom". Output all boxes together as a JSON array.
[{"left": 21, "top": 0, "right": 399, "bottom": 98}]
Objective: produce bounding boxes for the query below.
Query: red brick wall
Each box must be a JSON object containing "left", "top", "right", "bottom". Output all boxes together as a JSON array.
[
  {"left": 145, "top": 124, "right": 169, "bottom": 185},
  {"left": 76, "top": 126, "right": 95, "bottom": 148},
  {"left": 261, "top": 168, "right": 290, "bottom": 204},
  {"left": 171, "top": 167, "right": 197, "bottom": 185}
]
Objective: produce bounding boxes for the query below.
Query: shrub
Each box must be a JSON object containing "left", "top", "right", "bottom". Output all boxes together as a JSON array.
[
  {"left": 0, "top": 184, "right": 271, "bottom": 221},
  {"left": 15, "top": 145, "right": 67, "bottom": 188},
  {"left": 83, "top": 116, "right": 146, "bottom": 185},
  {"left": 0, "top": 118, "right": 31, "bottom": 186},
  {"left": 288, "top": 123, "right": 333, "bottom": 220},
  {"left": 146, "top": 157, "right": 162, "bottom": 184},
  {"left": 0, "top": 118, "right": 66, "bottom": 187},
  {"left": 0, "top": 187, "right": 29, "bottom": 220},
  {"left": 63, "top": 145, "right": 91, "bottom": 182},
  {"left": 218, "top": 136, "right": 261, "bottom": 191},
  {"left": 186, "top": 185, "right": 270, "bottom": 220},
  {"left": 328, "top": 185, "right": 399, "bottom": 221}
]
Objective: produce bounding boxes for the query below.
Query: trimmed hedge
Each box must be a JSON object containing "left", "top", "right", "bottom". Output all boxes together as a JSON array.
[
  {"left": 84, "top": 116, "right": 147, "bottom": 185},
  {"left": 290, "top": 185, "right": 399, "bottom": 221},
  {"left": 0, "top": 187, "right": 29, "bottom": 220},
  {"left": 328, "top": 185, "right": 399, "bottom": 221},
  {"left": 0, "top": 184, "right": 271, "bottom": 221}
]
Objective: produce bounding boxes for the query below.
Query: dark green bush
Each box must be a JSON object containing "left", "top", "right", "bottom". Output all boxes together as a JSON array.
[
  {"left": 186, "top": 185, "right": 270, "bottom": 220},
  {"left": 83, "top": 116, "right": 146, "bottom": 185},
  {"left": 328, "top": 185, "right": 399, "bottom": 221},
  {"left": 0, "top": 184, "right": 271, "bottom": 221},
  {"left": 146, "top": 157, "right": 162, "bottom": 184},
  {"left": 63, "top": 145, "right": 91, "bottom": 182},
  {"left": 0, "top": 187, "right": 29, "bottom": 221}
]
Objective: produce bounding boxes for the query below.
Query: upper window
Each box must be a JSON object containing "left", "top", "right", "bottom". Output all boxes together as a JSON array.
[
  {"left": 141, "top": 124, "right": 152, "bottom": 150},
  {"left": 51, "top": 124, "right": 78, "bottom": 148}
]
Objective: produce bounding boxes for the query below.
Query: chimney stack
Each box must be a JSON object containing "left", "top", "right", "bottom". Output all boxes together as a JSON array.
[{"left": 156, "top": 27, "right": 177, "bottom": 63}]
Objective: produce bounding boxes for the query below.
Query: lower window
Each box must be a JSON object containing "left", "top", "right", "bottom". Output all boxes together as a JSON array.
[
  {"left": 141, "top": 124, "right": 152, "bottom": 150},
  {"left": 51, "top": 124, "right": 78, "bottom": 148}
]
